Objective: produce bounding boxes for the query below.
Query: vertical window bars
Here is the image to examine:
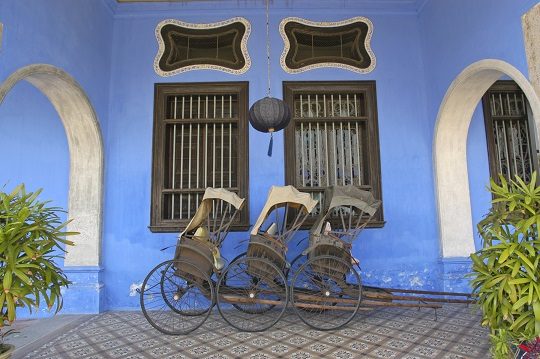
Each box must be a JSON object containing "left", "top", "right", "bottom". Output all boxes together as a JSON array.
[
  {"left": 151, "top": 83, "right": 249, "bottom": 232},
  {"left": 483, "top": 81, "right": 536, "bottom": 183},
  {"left": 284, "top": 81, "right": 383, "bottom": 227}
]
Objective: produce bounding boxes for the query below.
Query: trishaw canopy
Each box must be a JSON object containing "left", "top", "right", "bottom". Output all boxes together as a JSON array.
[
  {"left": 180, "top": 187, "right": 245, "bottom": 237},
  {"left": 310, "top": 186, "right": 381, "bottom": 235},
  {"left": 250, "top": 185, "right": 318, "bottom": 235}
]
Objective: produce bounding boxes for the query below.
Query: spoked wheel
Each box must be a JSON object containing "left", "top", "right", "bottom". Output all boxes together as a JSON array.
[
  {"left": 222, "top": 252, "right": 276, "bottom": 314},
  {"left": 289, "top": 254, "right": 337, "bottom": 313},
  {"left": 217, "top": 256, "right": 288, "bottom": 332},
  {"left": 291, "top": 255, "right": 361, "bottom": 331},
  {"left": 140, "top": 260, "right": 214, "bottom": 335},
  {"left": 287, "top": 254, "right": 306, "bottom": 281}
]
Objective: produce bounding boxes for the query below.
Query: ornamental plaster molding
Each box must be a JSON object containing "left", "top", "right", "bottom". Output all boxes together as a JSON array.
[
  {"left": 154, "top": 17, "right": 251, "bottom": 76},
  {"left": 279, "top": 16, "right": 376, "bottom": 74}
]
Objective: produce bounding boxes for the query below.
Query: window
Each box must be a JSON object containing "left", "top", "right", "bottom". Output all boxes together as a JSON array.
[
  {"left": 482, "top": 81, "right": 537, "bottom": 183},
  {"left": 283, "top": 81, "right": 384, "bottom": 227},
  {"left": 150, "top": 82, "right": 249, "bottom": 232}
]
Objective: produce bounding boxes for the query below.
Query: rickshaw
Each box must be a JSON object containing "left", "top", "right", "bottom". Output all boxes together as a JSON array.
[
  {"left": 141, "top": 186, "right": 475, "bottom": 335},
  {"left": 139, "top": 187, "right": 245, "bottom": 335},
  {"left": 215, "top": 185, "right": 318, "bottom": 332},
  {"left": 288, "top": 185, "right": 475, "bottom": 330},
  {"left": 289, "top": 185, "right": 381, "bottom": 330}
]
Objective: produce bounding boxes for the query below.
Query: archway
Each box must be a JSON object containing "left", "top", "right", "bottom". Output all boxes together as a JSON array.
[
  {"left": 0, "top": 64, "right": 103, "bottom": 267},
  {"left": 434, "top": 59, "right": 540, "bottom": 258}
]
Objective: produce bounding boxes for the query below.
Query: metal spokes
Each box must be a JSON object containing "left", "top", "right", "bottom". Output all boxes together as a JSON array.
[
  {"left": 291, "top": 255, "right": 361, "bottom": 330},
  {"left": 140, "top": 260, "right": 214, "bottom": 335},
  {"left": 217, "top": 256, "right": 288, "bottom": 332}
]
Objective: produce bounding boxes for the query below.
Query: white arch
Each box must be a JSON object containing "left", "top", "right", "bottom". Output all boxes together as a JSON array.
[
  {"left": 0, "top": 64, "right": 104, "bottom": 266},
  {"left": 434, "top": 59, "right": 540, "bottom": 258}
]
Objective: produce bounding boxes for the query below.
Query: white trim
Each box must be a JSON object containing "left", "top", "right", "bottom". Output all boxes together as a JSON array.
[
  {"left": 154, "top": 17, "right": 251, "bottom": 76},
  {"left": 279, "top": 16, "right": 376, "bottom": 74},
  {"left": 434, "top": 59, "right": 540, "bottom": 258},
  {"left": 0, "top": 64, "right": 104, "bottom": 267}
]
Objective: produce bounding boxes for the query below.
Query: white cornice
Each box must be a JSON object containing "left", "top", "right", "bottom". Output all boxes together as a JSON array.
[{"left": 111, "top": 0, "right": 431, "bottom": 16}]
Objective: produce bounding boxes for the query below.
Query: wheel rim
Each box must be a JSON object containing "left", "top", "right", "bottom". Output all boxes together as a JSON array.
[
  {"left": 287, "top": 254, "right": 306, "bottom": 281},
  {"left": 140, "top": 260, "right": 214, "bottom": 335},
  {"left": 217, "top": 256, "right": 288, "bottom": 332},
  {"left": 291, "top": 255, "right": 361, "bottom": 331},
  {"left": 223, "top": 253, "right": 276, "bottom": 314}
]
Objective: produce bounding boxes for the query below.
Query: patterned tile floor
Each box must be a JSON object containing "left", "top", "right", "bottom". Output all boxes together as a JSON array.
[{"left": 19, "top": 305, "right": 490, "bottom": 359}]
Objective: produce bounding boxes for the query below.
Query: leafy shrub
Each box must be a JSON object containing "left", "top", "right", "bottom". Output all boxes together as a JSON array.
[
  {"left": 470, "top": 173, "right": 540, "bottom": 358},
  {"left": 0, "top": 185, "right": 75, "bottom": 328}
]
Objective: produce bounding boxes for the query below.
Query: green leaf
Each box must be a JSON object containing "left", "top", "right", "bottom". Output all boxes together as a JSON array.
[
  {"left": 533, "top": 301, "right": 540, "bottom": 322},
  {"left": 498, "top": 248, "right": 510, "bottom": 263},
  {"left": 512, "top": 296, "right": 530, "bottom": 311},
  {"left": 485, "top": 275, "right": 506, "bottom": 289},
  {"left": 13, "top": 269, "right": 32, "bottom": 286},
  {"left": 2, "top": 270, "right": 12, "bottom": 291},
  {"left": 511, "top": 261, "right": 521, "bottom": 277},
  {"left": 509, "top": 278, "right": 530, "bottom": 285},
  {"left": 514, "top": 250, "right": 535, "bottom": 275}
]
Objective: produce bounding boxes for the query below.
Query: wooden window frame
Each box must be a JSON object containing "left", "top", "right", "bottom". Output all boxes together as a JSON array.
[
  {"left": 481, "top": 80, "right": 537, "bottom": 183},
  {"left": 283, "top": 80, "right": 384, "bottom": 228},
  {"left": 150, "top": 82, "right": 250, "bottom": 232}
]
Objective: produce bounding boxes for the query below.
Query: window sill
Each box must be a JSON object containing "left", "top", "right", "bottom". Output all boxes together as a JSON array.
[{"left": 148, "top": 224, "right": 251, "bottom": 233}]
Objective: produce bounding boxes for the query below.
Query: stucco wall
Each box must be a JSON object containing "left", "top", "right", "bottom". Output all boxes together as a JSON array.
[
  {"left": 0, "top": 0, "right": 538, "bottom": 313},
  {"left": 0, "top": 0, "right": 113, "bottom": 315},
  {"left": 0, "top": 0, "right": 113, "bottom": 211},
  {"left": 102, "top": 4, "right": 441, "bottom": 310},
  {"left": 419, "top": 0, "right": 538, "bottom": 247}
]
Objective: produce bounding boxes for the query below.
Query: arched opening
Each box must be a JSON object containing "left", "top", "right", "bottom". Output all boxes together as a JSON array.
[
  {"left": 434, "top": 59, "right": 540, "bottom": 258},
  {"left": 0, "top": 64, "right": 104, "bottom": 267}
]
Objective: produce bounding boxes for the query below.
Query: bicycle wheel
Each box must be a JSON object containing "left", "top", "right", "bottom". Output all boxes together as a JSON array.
[
  {"left": 217, "top": 256, "right": 288, "bottom": 332},
  {"left": 291, "top": 255, "right": 361, "bottom": 331},
  {"left": 140, "top": 260, "right": 214, "bottom": 335}
]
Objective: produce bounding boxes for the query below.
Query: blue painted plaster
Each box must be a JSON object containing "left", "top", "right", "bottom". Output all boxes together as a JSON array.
[
  {"left": 440, "top": 258, "right": 473, "bottom": 294},
  {"left": 418, "top": 0, "right": 539, "bottom": 254},
  {"left": 0, "top": 0, "right": 537, "bottom": 314},
  {"left": 0, "top": 0, "right": 113, "bottom": 317},
  {"left": 62, "top": 267, "right": 105, "bottom": 314},
  {"left": 103, "top": 7, "right": 442, "bottom": 311}
]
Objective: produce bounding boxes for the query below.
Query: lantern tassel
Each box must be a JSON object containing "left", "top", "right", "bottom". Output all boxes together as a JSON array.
[{"left": 267, "top": 132, "right": 273, "bottom": 157}]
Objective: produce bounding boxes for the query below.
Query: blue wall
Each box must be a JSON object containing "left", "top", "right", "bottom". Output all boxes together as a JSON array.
[
  {"left": 103, "top": 4, "right": 442, "bottom": 310},
  {"left": 0, "top": 0, "right": 113, "bottom": 198},
  {"left": 0, "top": 0, "right": 113, "bottom": 316},
  {"left": 0, "top": 0, "right": 537, "bottom": 313},
  {"left": 419, "top": 0, "right": 538, "bottom": 247}
]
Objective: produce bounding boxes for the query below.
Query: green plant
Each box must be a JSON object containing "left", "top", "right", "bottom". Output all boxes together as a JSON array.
[
  {"left": 0, "top": 184, "right": 75, "bottom": 331},
  {"left": 0, "top": 329, "right": 17, "bottom": 354},
  {"left": 470, "top": 173, "right": 540, "bottom": 358}
]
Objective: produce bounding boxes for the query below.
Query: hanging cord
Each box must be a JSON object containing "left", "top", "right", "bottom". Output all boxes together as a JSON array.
[{"left": 266, "top": 0, "right": 271, "bottom": 98}]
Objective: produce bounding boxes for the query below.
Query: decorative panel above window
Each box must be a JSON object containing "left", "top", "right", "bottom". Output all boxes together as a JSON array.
[
  {"left": 154, "top": 18, "right": 251, "bottom": 76},
  {"left": 283, "top": 81, "right": 384, "bottom": 228},
  {"left": 150, "top": 82, "right": 249, "bottom": 232},
  {"left": 482, "top": 81, "right": 538, "bottom": 183},
  {"left": 279, "top": 17, "right": 376, "bottom": 74}
]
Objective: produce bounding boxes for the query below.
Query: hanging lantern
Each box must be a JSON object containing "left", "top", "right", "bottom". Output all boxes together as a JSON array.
[
  {"left": 249, "top": 0, "right": 291, "bottom": 157},
  {"left": 249, "top": 97, "right": 291, "bottom": 156}
]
